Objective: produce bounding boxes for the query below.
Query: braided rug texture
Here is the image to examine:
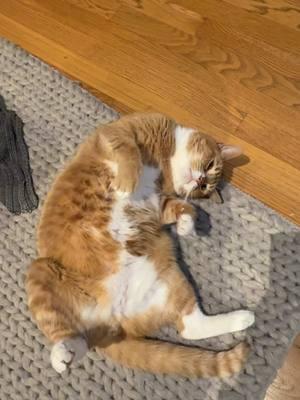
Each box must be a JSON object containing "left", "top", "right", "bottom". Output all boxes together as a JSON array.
[{"left": 0, "top": 38, "right": 299, "bottom": 400}]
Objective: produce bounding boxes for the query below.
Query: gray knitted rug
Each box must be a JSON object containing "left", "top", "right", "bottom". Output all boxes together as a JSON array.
[{"left": 0, "top": 38, "right": 299, "bottom": 400}]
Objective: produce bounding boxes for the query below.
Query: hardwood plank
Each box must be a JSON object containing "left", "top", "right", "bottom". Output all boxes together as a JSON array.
[
  {"left": 198, "top": 18, "right": 300, "bottom": 80},
  {"left": 195, "top": 20, "right": 300, "bottom": 110},
  {"left": 11, "top": 0, "right": 300, "bottom": 170},
  {"left": 114, "top": 0, "right": 204, "bottom": 35},
  {"left": 65, "top": 0, "right": 121, "bottom": 19},
  {"left": 110, "top": 4, "right": 300, "bottom": 168},
  {"left": 0, "top": 1, "right": 246, "bottom": 131},
  {"left": 65, "top": 0, "right": 121, "bottom": 20},
  {"left": 286, "top": 0, "right": 300, "bottom": 7},
  {"left": 117, "top": 0, "right": 300, "bottom": 79},
  {"left": 265, "top": 340, "right": 300, "bottom": 400},
  {"left": 222, "top": 0, "right": 300, "bottom": 31},
  {"left": 171, "top": 0, "right": 300, "bottom": 56},
  {"left": 294, "top": 334, "right": 300, "bottom": 348}
]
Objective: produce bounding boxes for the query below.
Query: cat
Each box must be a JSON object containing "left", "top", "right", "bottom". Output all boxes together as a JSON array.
[{"left": 26, "top": 112, "right": 254, "bottom": 378}]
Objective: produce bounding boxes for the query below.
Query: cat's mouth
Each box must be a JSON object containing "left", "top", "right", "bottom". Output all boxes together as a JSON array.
[
  {"left": 182, "top": 179, "right": 208, "bottom": 198},
  {"left": 182, "top": 169, "right": 209, "bottom": 194}
]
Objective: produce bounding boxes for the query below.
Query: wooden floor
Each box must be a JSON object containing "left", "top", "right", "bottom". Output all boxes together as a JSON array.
[
  {"left": 266, "top": 335, "right": 300, "bottom": 400},
  {"left": 0, "top": 1, "right": 299, "bottom": 398},
  {"left": 0, "top": 0, "right": 299, "bottom": 224}
]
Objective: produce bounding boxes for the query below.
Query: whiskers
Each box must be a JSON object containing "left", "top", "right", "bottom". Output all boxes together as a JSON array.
[
  {"left": 184, "top": 188, "right": 192, "bottom": 201},
  {"left": 184, "top": 181, "right": 198, "bottom": 201}
]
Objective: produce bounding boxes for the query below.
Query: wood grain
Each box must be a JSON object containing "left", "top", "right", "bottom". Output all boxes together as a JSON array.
[
  {"left": 0, "top": 1, "right": 299, "bottom": 398},
  {"left": 265, "top": 335, "right": 300, "bottom": 400},
  {"left": 0, "top": 0, "right": 300, "bottom": 225},
  {"left": 223, "top": 0, "right": 300, "bottom": 31},
  {"left": 173, "top": 0, "right": 300, "bottom": 56}
]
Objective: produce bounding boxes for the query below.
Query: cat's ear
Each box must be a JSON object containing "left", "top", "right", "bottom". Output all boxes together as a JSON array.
[{"left": 218, "top": 144, "right": 242, "bottom": 160}]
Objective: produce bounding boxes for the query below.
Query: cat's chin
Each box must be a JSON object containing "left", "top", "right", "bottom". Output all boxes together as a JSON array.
[
  {"left": 179, "top": 183, "right": 212, "bottom": 200},
  {"left": 182, "top": 180, "right": 198, "bottom": 193}
]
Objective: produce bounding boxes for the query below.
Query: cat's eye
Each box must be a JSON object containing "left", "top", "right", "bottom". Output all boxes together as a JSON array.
[{"left": 206, "top": 160, "right": 214, "bottom": 170}]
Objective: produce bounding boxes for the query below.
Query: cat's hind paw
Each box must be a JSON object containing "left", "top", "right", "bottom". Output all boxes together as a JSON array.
[
  {"left": 229, "top": 310, "right": 255, "bottom": 332},
  {"left": 50, "top": 336, "right": 88, "bottom": 373},
  {"left": 177, "top": 213, "right": 195, "bottom": 236}
]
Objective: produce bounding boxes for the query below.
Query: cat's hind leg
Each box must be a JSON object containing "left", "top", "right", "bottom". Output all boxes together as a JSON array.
[
  {"left": 26, "top": 258, "right": 88, "bottom": 373},
  {"left": 50, "top": 337, "right": 88, "bottom": 373},
  {"left": 179, "top": 304, "right": 255, "bottom": 340},
  {"left": 165, "top": 267, "right": 254, "bottom": 340}
]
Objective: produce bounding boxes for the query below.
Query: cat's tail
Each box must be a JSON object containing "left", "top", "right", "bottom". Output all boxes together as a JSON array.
[{"left": 99, "top": 338, "right": 250, "bottom": 378}]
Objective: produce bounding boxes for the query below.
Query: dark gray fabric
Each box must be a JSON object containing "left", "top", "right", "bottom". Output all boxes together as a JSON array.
[{"left": 0, "top": 94, "right": 38, "bottom": 214}]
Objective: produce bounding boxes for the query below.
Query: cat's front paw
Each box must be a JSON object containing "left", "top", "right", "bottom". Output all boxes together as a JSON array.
[
  {"left": 177, "top": 213, "right": 195, "bottom": 236},
  {"left": 115, "top": 175, "right": 137, "bottom": 194},
  {"left": 50, "top": 336, "right": 88, "bottom": 373},
  {"left": 115, "top": 163, "right": 141, "bottom": 194}
]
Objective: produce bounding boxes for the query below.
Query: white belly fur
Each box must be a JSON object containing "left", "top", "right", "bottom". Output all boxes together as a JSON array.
[
  {"left": 105, "top": 165, "right": 168, "bottom": 319},
  {"left": 105, "top": 250, "right": 168, "bottom": 318}
]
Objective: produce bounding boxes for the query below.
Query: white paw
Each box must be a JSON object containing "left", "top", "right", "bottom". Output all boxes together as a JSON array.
[
  {"left": 177, "top": 214, "right": 195, "bottom": 236},
  {"left": 229, "top": 310, "right": 255, "bottom": 333},
  {"left": 183, "top": 180, "right": 198, "bottom": 193},
  {"left": 50, "top": 336, "right": 88, "bottom": 373},
  {"left": 116, "top": 190, "right": 130, "bottom": 199}
]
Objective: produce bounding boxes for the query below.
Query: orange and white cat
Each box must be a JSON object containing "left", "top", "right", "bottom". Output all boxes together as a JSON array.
[{"left": 26, "top": 113, "right": 254, "bottom": 378}]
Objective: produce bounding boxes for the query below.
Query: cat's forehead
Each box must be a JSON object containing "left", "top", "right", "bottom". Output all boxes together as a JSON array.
[{"left": 186, "top": 131, "right": 219, "bottom": 160}]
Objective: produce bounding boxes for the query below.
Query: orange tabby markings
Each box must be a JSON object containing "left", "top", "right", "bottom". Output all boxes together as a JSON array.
[
  {"left": 26, "top": 112, "right": 250, "bottom": 377},
  {"left": 105, "top": 250, "right": 169, "bottom": 318}
]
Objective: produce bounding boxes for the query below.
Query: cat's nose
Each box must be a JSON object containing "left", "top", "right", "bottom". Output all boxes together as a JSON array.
[{"left": 197, "top": 176, "right": 205, "bottom": 185}]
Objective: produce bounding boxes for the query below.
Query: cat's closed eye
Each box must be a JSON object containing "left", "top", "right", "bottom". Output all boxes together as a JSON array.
[{"left": 206, "top": 160, "right": 214, "bottom": 171}]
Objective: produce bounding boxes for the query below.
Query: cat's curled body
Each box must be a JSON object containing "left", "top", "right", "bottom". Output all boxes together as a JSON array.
[{"left": 26, "top": 113, "right": 254, "bottom": 377}]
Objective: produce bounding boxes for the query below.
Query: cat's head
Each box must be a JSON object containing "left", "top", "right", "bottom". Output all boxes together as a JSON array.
[{"left": 170, "top": 127, "right": 242, "bottom": 199}]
